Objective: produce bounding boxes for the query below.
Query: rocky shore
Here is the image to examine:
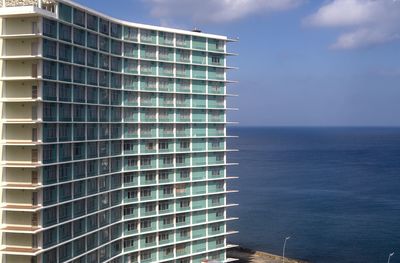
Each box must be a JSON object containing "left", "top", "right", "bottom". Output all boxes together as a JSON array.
[{"left": 228, "top": 247, "right": 309, "bottom": 263}]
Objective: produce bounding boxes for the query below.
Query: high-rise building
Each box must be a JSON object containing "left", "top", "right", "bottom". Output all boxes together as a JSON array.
[{"left": 0, "top": 0, "right": 237, "bottom": 262}]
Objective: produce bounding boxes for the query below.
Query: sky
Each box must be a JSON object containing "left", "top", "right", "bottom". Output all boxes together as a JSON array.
[{"left": 75, "top": 0, "right": 400, "bottom": 126}]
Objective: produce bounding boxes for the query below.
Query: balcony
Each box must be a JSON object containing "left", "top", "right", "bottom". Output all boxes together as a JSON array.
[
  {"left": 5, "top": 188, "right": 37, "bottom": 204},
  {"left": 3, "top": 255, "right": 36, "bottom": 263},
  {"left": 3, "top": 167, "right": 40, "bottom": 189},
  {"left": 2, "top": 38, "right": 39, "bottom": 59},
  {"left": 2, "top": 17, "right": 40, "bottom": 36},
  {"left": 2, "top": 211, "right": 40, "bottom": 234},
  {"left": 2, "top": 60, "right": 39, "bottom": 80},
  {"left": 3, "top": 124, "right": 40, "bottom": 144},
  {"left": 3, "top": 146, "right": 40, "bottom": 167},
  {"left": 3, "top": 102, "right": 39, "bottom": 123},
  {"left": 2, "top": 81, "right": 39, "bottom": 102}
]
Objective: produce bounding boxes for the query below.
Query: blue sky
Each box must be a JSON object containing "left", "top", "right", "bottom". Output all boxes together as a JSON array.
[{"left": 75, "top": 0, "right": 400, "bottom": 126}]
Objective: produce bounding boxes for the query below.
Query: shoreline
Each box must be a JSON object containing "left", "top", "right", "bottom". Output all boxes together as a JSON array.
[{"left": 228, "top": 247, "right": 309, "bottom": 263}]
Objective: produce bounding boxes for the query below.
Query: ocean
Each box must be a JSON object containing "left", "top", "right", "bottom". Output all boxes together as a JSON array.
[{"left": 227, "top": 127, "right": 400, "bottom": 263}]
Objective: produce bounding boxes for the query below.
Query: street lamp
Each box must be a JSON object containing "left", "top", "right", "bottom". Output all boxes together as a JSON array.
[
  {"left": 387, "top": 252, "right": 395, "bottom": 263},
  {"left": 282, "top": 236, "right": 291, "bottom": 263}
]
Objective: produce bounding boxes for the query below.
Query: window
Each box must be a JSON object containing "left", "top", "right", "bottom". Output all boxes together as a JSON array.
[
  {"left": 43, "top": 61, "right": 57, "bottom": 80},
  {"left": 124, "top": 205, "right": 135, "bottom": 216},
  {"left": 99, "top": 36, "right": 109, "bottom": 52},
  {"left": 127, "top": 189, "right": 137, "bottom": 199},
  {"left": 180, "top": 199, "right": 190, "bottom": 208},
  {"left": 159, "top": 141, "right": 169, "bottom": 150},
  {"left": 141, "top": 251, "right": 151, "bottom": 260},
  {"left": 99, "top": 71, "right": 110, "bottom": 87},
  {"left": 212, "top": 140, "right": 221, "bottom": 148},
  {"left": 160, "top": 32, "right": 174, "bottom": 45},
  {"left": 59, "top": 43, "right": 72, "bottom": 62},
  {"left": 145, "top": 172, "right": 156, "bottom": 182},
  {"left": 87, "top": 14, "right": 98, "bottom": 31},
  {"left": 100, "top": 18, "right": 109, "bottom": 35},
  {"left": 43, "top": 39, "right": 57, "bottom": 59},
  {"left": 73, "top": 47, "right": 86, "bottom": 65},
  {"left": 159, "top": 233, "right": 169, "bottom": 241},
  {"left": 87, "top": 50, "right": 98, "bottom": 67},
  {"left": 42, "top": 81, "right": 57, "bottom": 101},
  {"left": 87, "top": 32, "right": 98, "bottom": 49},
  {"left": 111, "top": 56, "right": 122, "bottom": 71},
  {"left": 73, "top": 28, "right": 86, "bottom": 46},
  {"left": 146, "top": 142, "right": 155, "bottom": 150},
  {"left": 73, "top": 8, "right": 85, "bottom": 26},
  {"left": 180, "top": 170, "right": 190, "bottom": 180},
  {"left": 163, "top": 216, "right": 173, "bottom": 225},
  {"left": 127, "top": 221, "right": 137, "bottom": 231},
  {"left": 124, "top": 27, "right": 138, "bottom": 41},
  {"left": 145, "top": 235, "right": 156, "bottom": 244},
  {"left": 141, "top": 187, "right": 151, "bottom": 197},
  {"left": 176, "top": 34, "right": 188, "bottom": 47},
  {"left": 100, "top": 53, "right": 109, "bottom": 69},
  {"left": 145, "top": 203, "right": 156, "bottom": 213},
  {"left": 163, "top": 156, "right": 173, "bottom": 165},
  {"left": 176, "top": 214, "right": 186, "bottom": 223},
  {"left": 159, "top": 202, "right": 169, "bottom": 211},
  {"left": 73, "top": 66, "right": 86, "bottom": 84},
  {"left": 59, "top": 63, "right": 71, "bottom": 81},
  {"left": 59, "top": 23, "right": 71, "bottom": 42},
  {"left": 43, "top": 145, "right": 56, "bottom": 163},
  {"left": 163, "top": 186, "right": 173, "bottom": 195},
  {"left": 111, "top": 23, "right": 122, "bottom": 38},
  {"left": 43, "top": 18, "right": 57, "bottom": 38},
  {"left": 176, "top": 244, "right": 186, "bottom": 254},
  {"left": 159, "top": 171, "right": 169, "bottom": 181},
  {"left": 122, "top": 238, "right": 136, "bottom": 251},
  {"left": 87, "top": 69, "right": 98, "bottom": 85},
  {"left": 180, "top": 229, "right": 190, "bottom": 237},
  {"left": 59, "top": 3, "right": 72, "bottom": 22},
  {"left": 176, "top": 155, "right": 185, "bottom": 164},
  {"left": 180, "top": 140, "right": 190, "bottom": 150}
]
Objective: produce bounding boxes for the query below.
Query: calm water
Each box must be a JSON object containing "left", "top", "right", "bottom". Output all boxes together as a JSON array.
[{"left": 227, "top": 127, "right": 400, "bottom": 263}]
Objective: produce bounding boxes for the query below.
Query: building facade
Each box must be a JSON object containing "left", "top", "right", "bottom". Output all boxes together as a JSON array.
[{"left": 0, "top": 0, "right": 237, "bottom": 262}]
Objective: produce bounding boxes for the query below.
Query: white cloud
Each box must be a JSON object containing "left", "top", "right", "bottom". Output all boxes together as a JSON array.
[
  {"left": 304, "top": 0, "right": 400, "bottom": 49},
  {"left": 144, "top": 0, "right": 304, "bottom": 24}
]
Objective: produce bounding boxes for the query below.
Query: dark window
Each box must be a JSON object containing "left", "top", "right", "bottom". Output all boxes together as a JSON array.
[
  {"left": 111, "top": 56, "right": 122, "bottom": 72},
  {"left": 43, "top": 39, "right": 57, "bottom": 59},
  {"left": 73, "top": 47, "right": 86, "bottom": 65},
  {"left": 110, "top": 23, "right": 122, "bottom": 38},
  {"left": 87, "top": 14, "right": 98, "bottom": 31},
  {"left": 59, "top": 3, "right": 72, "bottom": 22},
  {"left": 59, "top": 43, "right": 72, "bottom": 62},
  {"left": 59, "top": 83, "right": 72, "bottom": 102},
  {"left": 43, "top": 61, "right": 57, "bottom": 80},
  {"left": 87, "top": 50, "right": 98, "bottom": 67},
  {"left": 42, "top": 81, "right": 57, "bottom": 101},
  {"left": 100, "top": 18, "right": 109, "bottom": 35},
  {"left": 73, "top": 66, "right": 86, "bottom": 84},
  {"left": 43, "top": 18, "right": 57, "bottom": 38},
  {"left": 59, "top": 63, "right": 72, "bottom": 81},
  {"left": 99, "top": 36, "right": 109, "bottom": 52},
  {"left": 87, "top": 32, "right": 98, "bottom": 49},
  {"left": 59, "top": 23, "right": 72, "bottom": 42},
  {"left": 111, "top": 39, "right": 122, "bottom": 55},
  {"left": 73, "top": 28, "right": 86, "bottom": 46},
  {"left": 73, "top": 8, "right": 85, "bottom": 27}
]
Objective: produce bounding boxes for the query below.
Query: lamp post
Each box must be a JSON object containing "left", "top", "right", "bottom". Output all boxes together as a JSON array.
[
  {"left": 282, "top": 236, "right": 291, "bottom": 263},
  {"left": 387, "top": 252, "right": 395, "bottom": 263}
]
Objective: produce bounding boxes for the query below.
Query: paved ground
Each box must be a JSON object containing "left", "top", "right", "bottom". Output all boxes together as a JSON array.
[{"left": 228, "top": 247, "right": 309, "bottom": 263}]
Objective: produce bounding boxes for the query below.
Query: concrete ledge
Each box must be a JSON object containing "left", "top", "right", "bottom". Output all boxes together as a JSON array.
[{"left": 228, "top": 247, "right": 309, "bottom": 263}]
